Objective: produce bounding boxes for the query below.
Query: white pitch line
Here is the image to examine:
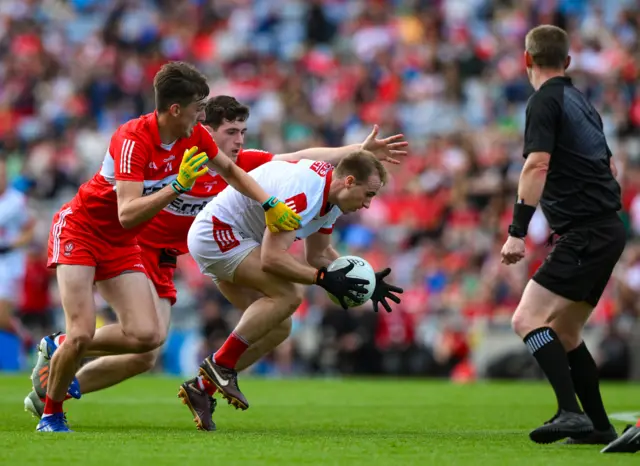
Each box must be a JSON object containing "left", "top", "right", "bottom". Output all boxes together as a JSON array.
[{"left": 609, "top": 411, "right": 640, "bottom": 423}]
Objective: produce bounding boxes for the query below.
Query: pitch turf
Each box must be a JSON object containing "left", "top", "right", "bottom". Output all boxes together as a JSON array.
[{"left": 0, "top": 375, "right": 638, "bottom": 465}]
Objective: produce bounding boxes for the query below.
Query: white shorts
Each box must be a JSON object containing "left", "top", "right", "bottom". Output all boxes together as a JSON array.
[
  {"left": 187, "top": 213, "right": 259, "bottom": 283},
  {"left": 0, "top": 256, "right": 24, "bottom": 302}
]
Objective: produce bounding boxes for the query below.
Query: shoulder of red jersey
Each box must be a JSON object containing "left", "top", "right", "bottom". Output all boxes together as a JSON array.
[
  {"left": 114, "top": 113, "right": 155, "bottom": 137},
  {"left": 237, "top": 148, "right": 275, "bottom": 172},
  {"left": 107, "top": 113, "right": 157, "bottom": 181},
  {"left": 109, "top": 114, "right": 155, "bottom": 151}
]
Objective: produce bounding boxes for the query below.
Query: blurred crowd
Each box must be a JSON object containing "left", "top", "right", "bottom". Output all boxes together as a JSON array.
[{"left": 2, "top": 0, "right": 640, "bottom": 378}]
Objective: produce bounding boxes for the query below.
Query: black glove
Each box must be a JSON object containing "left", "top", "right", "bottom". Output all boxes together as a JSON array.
[
  {"left": 315, "top": 263, "right": 370, "bottom": 310},
  {"left": 371, "top": 268, "right": 403, "bottom": 313},
  {"left": 0, "top": 244, "right": 13, "bottom": 255}
]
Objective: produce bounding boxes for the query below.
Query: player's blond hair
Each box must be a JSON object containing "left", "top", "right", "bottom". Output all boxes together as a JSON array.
[
  {"left": 525, "top": 25, "right": 570, "bottom": 69},
  {"left": 334, "top": 150, "right": 387, "bottom": 186}
]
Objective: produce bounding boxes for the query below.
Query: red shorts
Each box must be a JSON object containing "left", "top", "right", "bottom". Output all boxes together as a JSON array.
[
  {"left": 47, "top": 205, "right": 147, "bottom": 282},
  {"left": 140, "top": 245, "right": 178, "bottom": 305}
]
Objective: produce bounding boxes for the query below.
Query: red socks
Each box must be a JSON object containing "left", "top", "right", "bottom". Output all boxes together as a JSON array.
[
  {"left": 636, "top": 418, "right": 640, "bottom": 428},
  {"left": 197, "top": 376, "right": 218, "bottom": 396},
  {"left": 43, "top": 395, "right": 64, "bottom": 416},
  {"left": 197, "top": 332, "right": 249, "bottom": 396},
  {"left": 213, "top": 332, "right": 249, "bottom": 369}
]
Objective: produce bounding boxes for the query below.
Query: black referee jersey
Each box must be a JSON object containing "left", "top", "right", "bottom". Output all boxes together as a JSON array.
[{"left": 523, "top": 76, "right": 621, "bottom": 233}]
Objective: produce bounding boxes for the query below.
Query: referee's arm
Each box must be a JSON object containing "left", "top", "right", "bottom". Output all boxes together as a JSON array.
[
  {"left": 519, "top": 92, "right": 561, "bottom": 206},
  {"left": 518, "top": 152, "right": 550, "bottom": 208},
  {"left": 509, "top": 91, "right": 561, "bottom": 239}
]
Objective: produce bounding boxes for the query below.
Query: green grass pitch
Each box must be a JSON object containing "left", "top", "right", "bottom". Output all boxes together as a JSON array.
[{"left": 0, "top": 374, "right": 638, "bottom": 465}]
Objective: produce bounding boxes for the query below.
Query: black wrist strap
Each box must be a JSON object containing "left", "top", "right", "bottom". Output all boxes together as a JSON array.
[{"left": 509, "top": 202, "right": 536, "bottom": 238}]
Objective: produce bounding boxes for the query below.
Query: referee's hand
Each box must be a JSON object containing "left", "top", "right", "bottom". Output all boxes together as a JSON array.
[{"left": 501, "top": 236, "right": 525, "bottom": 265}]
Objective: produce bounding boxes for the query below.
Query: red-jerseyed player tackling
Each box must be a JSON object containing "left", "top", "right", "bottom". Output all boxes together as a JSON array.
[
  {"left": 35, "top": 63, "right": 301, "bottom": 433},
  {"left": 26, "top": 95, "right": 408, "bottom": 432}
]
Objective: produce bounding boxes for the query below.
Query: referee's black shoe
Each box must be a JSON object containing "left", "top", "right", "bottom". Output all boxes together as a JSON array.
[
  {"left": 601, "top": 424, "right": 640, "bottom": 453},
  {"left": 529, "top": 410, "right": 594, "bottom": 444},
  {"left": 563, "top": 424, "right": 617, "bottom": 445}
]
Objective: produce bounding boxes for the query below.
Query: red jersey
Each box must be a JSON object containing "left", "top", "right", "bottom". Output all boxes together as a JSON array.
[
  {"left": 70, "top": 112, "right": 219, "bottom": 246},
  {"left": 138, "top": 148, "right": 274, "bottom": 254}
]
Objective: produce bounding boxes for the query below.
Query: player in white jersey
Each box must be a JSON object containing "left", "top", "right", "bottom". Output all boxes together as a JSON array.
[
  {"left": 0, "top": 159, "right": 35, "bottom": 368},
  {"left": 183, "top": 150, "right": 403, "bottom": 414},
  {"left": 188, "top": 159, "right": 344, "bottom": 268}
]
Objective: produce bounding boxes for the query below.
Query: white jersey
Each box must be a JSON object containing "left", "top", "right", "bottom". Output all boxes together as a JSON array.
[
  {"left": 201, "top": 159, "right": 342, "bottom": 242},
  {"left": 0, "top": 187, "right": 30, "bottom": 279}
]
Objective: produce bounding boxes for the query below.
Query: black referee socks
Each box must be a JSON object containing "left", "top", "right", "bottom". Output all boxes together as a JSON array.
[
  {"left": 524, "top": 327, "right": 582, "bottom": 414},
  {"left": 567, "top": 341, "right": 611, "bottom": 430}
]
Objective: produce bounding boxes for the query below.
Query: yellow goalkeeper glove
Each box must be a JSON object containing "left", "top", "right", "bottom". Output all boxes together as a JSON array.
[
  {"left": 263, "top": 196, "right": 302, "bottom": 232},
  {"left": 171, "top": 146, "right": 209, "bottom": 194}
]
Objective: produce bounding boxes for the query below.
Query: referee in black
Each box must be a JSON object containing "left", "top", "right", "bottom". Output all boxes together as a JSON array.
[{"left": 501, "top": 25, "right": 626, "bottom": 445}]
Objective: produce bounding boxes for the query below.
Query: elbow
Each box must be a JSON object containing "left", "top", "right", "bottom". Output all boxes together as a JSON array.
[
  {"left": 537, "top": 163, "right": 549, "bottom": 174},
  {"left": 261, "top": 252, "right": 280, "bottom": 274},
  {"left": 118, "top": 210, "right": 136, "bottom": 230},
  {"left": 525, "top": 162, "right": 549, "bottom": 177},
  {"left": 210, "top": 157, "right": 233, "bottom": 178}
]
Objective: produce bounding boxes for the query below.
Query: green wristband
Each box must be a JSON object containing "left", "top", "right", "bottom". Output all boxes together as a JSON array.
[{"left": 171, "top": 180, "right": 188, "bottom": 195}]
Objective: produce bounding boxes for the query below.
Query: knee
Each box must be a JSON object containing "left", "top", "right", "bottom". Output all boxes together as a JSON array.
[
  {"left": 269, "top": 284, "right": 303, "bottom": 316},
  {"left": 136, "top": 332, "right": 165, "bottom": 353},
  {"left": 65, "top": 331, "right": 95, "bottom": 355},
  {"left": 128, "top": 350, "right": 160, "bottom": 375},
  {"left": 511, "top": 307, "right": 536, "bottom": 339},
  {"left": 130, "top": 326, "right": 166, "bottom": 353},
  {"left": 281, "top": 288, "right": 303, "bottom": 316},
  {"left": 275, "top": 317, "right": 293, "bottom": 339}
]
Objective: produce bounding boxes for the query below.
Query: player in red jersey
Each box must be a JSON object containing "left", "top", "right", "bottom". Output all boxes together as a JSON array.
[
  {"left": 34, "top": 63, "right": 301, "bottom": 433},
  {"left": 25, "top": 95, "right": 407, "bottom": 431}
]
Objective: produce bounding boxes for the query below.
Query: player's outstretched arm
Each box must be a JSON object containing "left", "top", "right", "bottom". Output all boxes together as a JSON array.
[
  {"left": 273, "top": 125, "right": 407, "bottom": 166},
  {"left": 208, "top": 152, "right": 301, "bottom": 232},
  {"left": 304, "top": 232, "right": 340, "bottom": 269}
]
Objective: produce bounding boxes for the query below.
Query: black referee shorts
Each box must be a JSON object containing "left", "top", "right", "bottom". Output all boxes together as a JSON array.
[{"left": 533, "top": 214, "right": 626, "bottom": 307}]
